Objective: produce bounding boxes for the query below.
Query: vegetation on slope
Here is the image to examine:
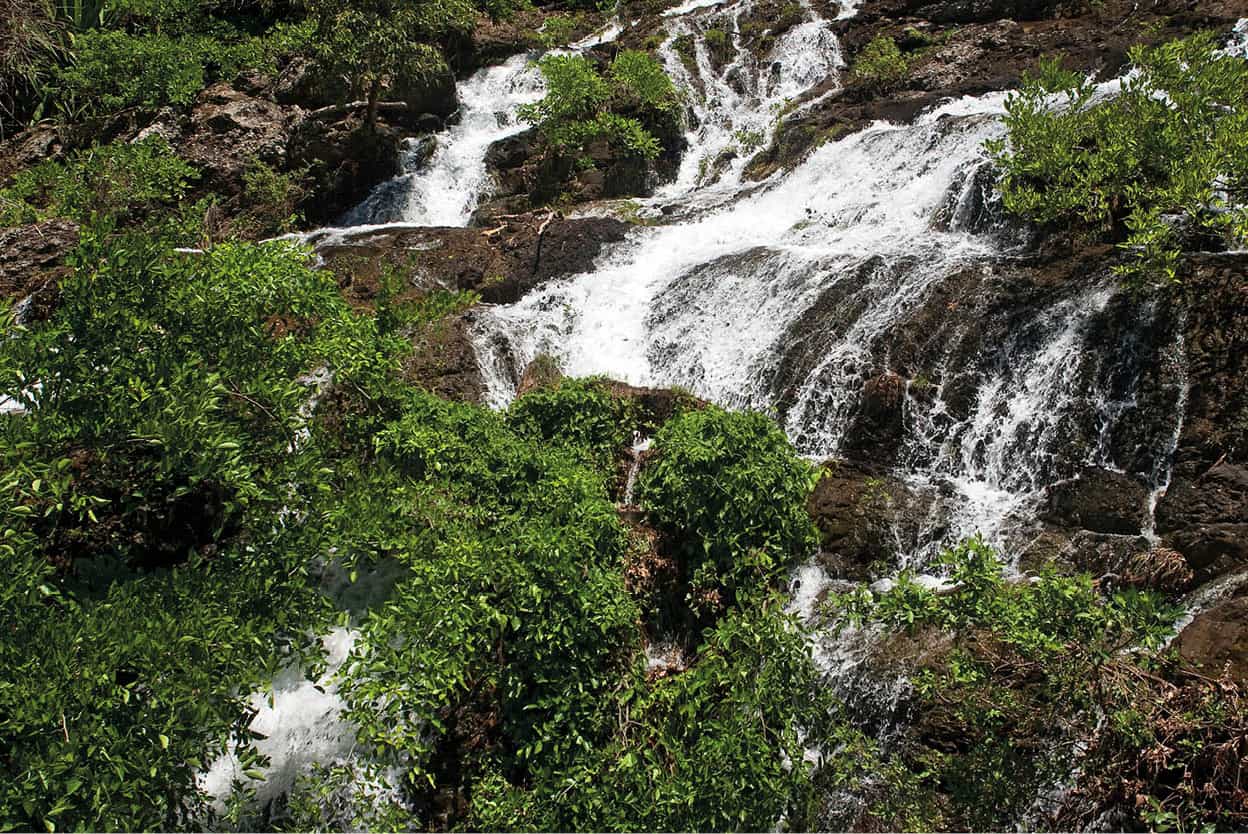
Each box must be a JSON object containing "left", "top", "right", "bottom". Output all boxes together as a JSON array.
[{"left": 989, "top": 32, "right": 1248, "bottom": 285}]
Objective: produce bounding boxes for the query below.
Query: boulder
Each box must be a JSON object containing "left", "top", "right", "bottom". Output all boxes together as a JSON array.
[
  {"left": 0, "top": 123, "right": 63, "bottom": 183},
  {"left": 1176, "top": 595, "right": 1248, "bottom": 682},
  {"left": 289, "top": 117, "right": 402, "bottom": 225},
  {"left": 317, "top": 213, "right": 629, "bottom": 304},
  {"left": 402, "top": 312, "right": 487, "bottom": 403},
  {"left": 180, "top": 83, "right": 293, "bottom": 196},
  {"left": 1157, "top": 463, "right": 1248, "bottom": 575},
  {"left": 1041, "top": 467, "right": 1149, "bottom": 536},
  {"left": 807, "top": 460, "right": 932, "bottom": 579},
  {"left": 841, "top": 371, "right": 908, "bottom": 462},
  {"left": 0, "top": 219, "right": 79, "bottom": 321}
]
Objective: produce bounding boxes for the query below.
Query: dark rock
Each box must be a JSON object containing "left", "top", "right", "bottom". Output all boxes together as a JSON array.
[
  {"left": 841, "top": 372, "right": 908, "bottom": 462},
  {"left": 290, "top": 118, "right": 402, "bottom": 225},
  {"left": 516, "top": 355, "right": 564, "bottom": 397},
  {"left": 403, "top": 312, "right": 487, "bottom": 403},
  {"left": 0, "top": 123, "right": 64, "bottom": 183},
  {"left": 274, "top": 57, "right": 351, "bottom": 109},
  {"left": 1176, "top": 595, "right": 1248, "bottom": 682},
  {"left": 0, "top": 219, "right": 79, "bottom": 321},
  {"left": 807, "top": 460, "right": 932, "bottom": 579},
  {"left": 1041, "top": 467, "right": 1149, "bottom": 536},
  {"left": 318, "top": 213, "right": 629, "bottom": 304},
  {"left": 1157, "top": 463, "right": 1248, "bottom": 575}
]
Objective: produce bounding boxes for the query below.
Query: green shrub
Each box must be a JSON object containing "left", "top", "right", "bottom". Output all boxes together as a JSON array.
[
  {"left": 639, "top": 407, "right": 819, "bottom": 606},
  {"left": 0, "top": 136, "right": 196, "bottom": 227},
  {"left": 830, "top": 537, "right": 1185, "bottom": 830},
  {"left": 470, "top": 603, "right": 841, "bottom": 832},
  {"left": 0, "top": 223, "right": 411, "bottom": 829},
  {"left": 506, "top": 377, "right": 633, "bottom": 470},
  {"left": 851, "top": 34, "right": 910, "bottom": 90},
  {"left": 987, "top": 33, "right": 1248, "bottom": 285},
  {"left": 51, "top": 30, "right": 208, "bottom": 115},
  {"left": 520, "top": 50, "right": 681, "bottom": 161}
]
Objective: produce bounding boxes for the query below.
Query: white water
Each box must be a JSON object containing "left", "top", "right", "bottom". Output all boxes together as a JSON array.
[
  {"left": 199, "top": 628, "right": 361, "bottom": 815},
  {"left": 340, "top": 54, "right": 545, "bottom": 228}
]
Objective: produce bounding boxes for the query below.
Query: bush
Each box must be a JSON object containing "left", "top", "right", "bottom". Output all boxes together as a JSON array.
[
  {"left": 830, "top": 538, "right": 1186, "bottom": 830},
  {"left": 987, "top": 33, "right": 1248, "bottom": 285},
  {"left": 469, "top": 604, "right": 839, "bottom": 832},
  {"left": 0, "top": 136, "right": 196, "bottom": 227},
  {"left": 0, "top": 224, "right": 410, "bottom": 829},
  {"left": 520, "top": 50, "right": 681, "bottom": 161},
  {"left": 639, "top": 407, "right": 819, "bottom": 607},
  {"left": 851, "top": 34, "right": 910, "bottom": 90},
  {"left": 506, "top": 377, "right": 634, "bottom": 470}
]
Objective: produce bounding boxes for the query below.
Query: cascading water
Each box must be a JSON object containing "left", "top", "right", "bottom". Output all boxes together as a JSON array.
[
  {"left": 238, "top": 2, "right": 1241, "bottom": 822},
  {"left": 339, "top": 54, "right": 546, "bottom": 228},
  {"left": 470, "top": 8, "right": 1195, "bottom": 566}
]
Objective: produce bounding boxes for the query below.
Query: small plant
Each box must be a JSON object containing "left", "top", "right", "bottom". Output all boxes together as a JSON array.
[
  {"left": 0, "top": 135, "right": 196, "bottom": 227},
  {"left": 537, "top": 14, "right": 578, "bottom": 49},
  {"left": 519, "top": 50, "right": 681, "bottom": 162},
  {"left": 851, "top": 34, "right": 910, "bottom": 90}
]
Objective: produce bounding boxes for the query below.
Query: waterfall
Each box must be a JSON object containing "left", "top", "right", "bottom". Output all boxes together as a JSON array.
[{"left": 339, "top": 54, "right": 546, "bottom": 228}]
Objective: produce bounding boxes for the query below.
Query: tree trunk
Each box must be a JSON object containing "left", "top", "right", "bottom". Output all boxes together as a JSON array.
[{"left": 366, "top": 78, "right": 381, "bottom": 131}]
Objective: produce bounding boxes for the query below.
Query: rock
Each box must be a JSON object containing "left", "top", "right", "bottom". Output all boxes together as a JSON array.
[
  {"left": 516, "top": 355, "right": 564, "bottom": 397},
  {"left": 180, "top": 83, "right": 293, "bottom": 196},
  {"left": 392, "top": 65, "right": 459, "bottom": 121},
  {"left": 841, "top": 372, "right": 907, "bottom": 462},
  {"left": 1041, "top": 468, "right": 1149, "bottom": 536},
  {"left": 1157, "top": 463, "right": 1248, "bottom": 575},
  {"left": 274, "top": 57, "right": 351, "bottom": 109},
  {"left": 290, "top": 118, "right": 402, "bottom": 225},
  {"left": 807, "top": 460, "right": 932, "bottom": 579},
  {"left": 1176, "top": 595, "right": 1248, "bottom": 682},
  {"left": 0, "top": 123, "right": 64, "bottom": 182},
  {"left": 403, "top": 312, "right": 487, "bottom": 403},
  {"left": 0, "top": 219, "right": 79, "bottom": 321},
  {"left": 317, "top": 213, "right": 629, "bottom": 303}
]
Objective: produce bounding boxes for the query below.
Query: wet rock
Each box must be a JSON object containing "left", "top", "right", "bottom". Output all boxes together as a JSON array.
[
  {"left": 807, "top": 460, "right": 932, "bottom": 579},
  {"left": 1176, "top": 595, "right": 1248, "bottom": 682},
  {"left": 841, "top": 371, "right": 907, "bottom": 462},
  {"left": 1155, "top": 255, "right": 1248, "bottom": 577},
  {"left": 1157, "top": 463, "right": 1248, "bottom": 576},
  {"left": 318, "top": 213, "right": 628, "bottom": 303},
  {"left": 290, "top": 118, "right": 402, "bottom": 225},
  {"left": 0, "top": 219, "right": 79, "bottom": 321},
  {"left": 403, "top": 312, "right": 487, "bottom": 403},
  {"left": 515, "top": 354, "right": 564, "bottom": 397},
  {"left": 1041, "top": 467, "right": 1149, "bottom": 536}
]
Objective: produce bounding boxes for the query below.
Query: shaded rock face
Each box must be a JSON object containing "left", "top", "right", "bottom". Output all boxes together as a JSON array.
[
  {"left": 289, "top": 117, "right": 403, "bottom": 225},
  {"left": 0, "top": 219, "right": 79, "bottom": 321},
  {"left": 1158, "top": 463, "right": 1248, "bottom": 576},
  {"left": 318, "top": 213, "right": 629, "bottom": 304},
  {"left": 403, "top": 313, "right": 488, "bottom": 403},
  {"left": 807, "top": 461, "right": 936, "bottom": 579},
  {"left": 1156, "top": 256, "right": 1248, "bottom": 578},
  {"left": 1177, "top": 596, "right": 1248, "bottom": 682},
  {"left": 1041, "top": 468, "right": 1149, "bottom": 536},
  {"left": 274, "top": 56, "right": 459, "bottom": 121}
]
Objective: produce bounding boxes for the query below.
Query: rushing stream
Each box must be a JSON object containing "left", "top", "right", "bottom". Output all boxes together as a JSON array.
[{"left": 218, "top": 0, "right": 1235, "bottom": 821}]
